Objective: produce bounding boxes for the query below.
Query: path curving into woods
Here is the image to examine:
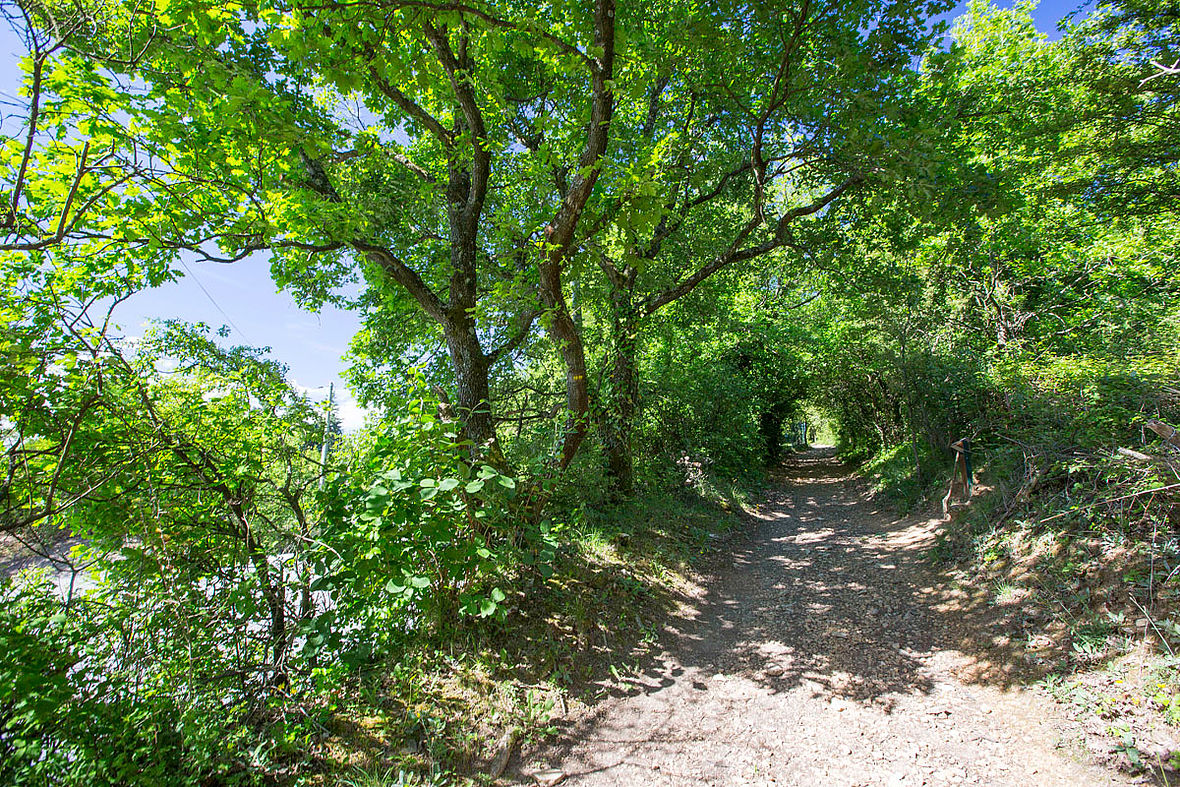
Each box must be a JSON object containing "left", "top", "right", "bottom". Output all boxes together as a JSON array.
[{"left": 514, "top": 448, "right": 1136, "bottom": 786}]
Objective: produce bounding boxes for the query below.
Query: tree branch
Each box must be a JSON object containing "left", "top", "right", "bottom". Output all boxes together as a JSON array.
[
  {"left": 486, "top": 308, "right": 539, "bottom": 366},
  {"left": 353, "top": 241, "right": 449, "bottom": 325},
  {"left": 422, "top": 20, "right": 490, "bottom": 223},
  {"left": 370, "top": 70, "right": 453, "bottom": 144},
  {"left": 643, "top": 175, "right": 860, "bottom": 317}
]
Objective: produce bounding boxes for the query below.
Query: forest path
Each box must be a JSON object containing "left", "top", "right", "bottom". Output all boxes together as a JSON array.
[{"left": 514, "top": 448, "right": 1136, "bottom": 786}]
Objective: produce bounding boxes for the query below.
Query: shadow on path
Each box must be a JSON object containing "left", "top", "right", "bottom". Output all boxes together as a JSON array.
[{"left": 511, "top": 448, "right": 1137, "bottom": 786}]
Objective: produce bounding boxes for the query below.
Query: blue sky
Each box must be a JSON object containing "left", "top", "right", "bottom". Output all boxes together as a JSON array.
[
  {"left": 0, "top": 0, "right": 1089, "bottom": 428},
  {"left": 935, "top": 0, "right": 1089, "bottom": 38},
  {"left": 126, "top": 256, "right": 370, "bottom": 428}
]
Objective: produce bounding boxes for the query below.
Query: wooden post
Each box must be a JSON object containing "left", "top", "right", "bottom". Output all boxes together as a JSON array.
[
  {"left": 942, "top": 438, "right": 970, "bottom": 517},
  {"left": 1147, "top": 420, "right": 1180, "bottom": 449},
  {"left": 319, "top": 383, "right": 334, "bottom": 491}
]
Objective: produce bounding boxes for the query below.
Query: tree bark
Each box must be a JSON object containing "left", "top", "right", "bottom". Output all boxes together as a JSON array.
[
  {"left": 538, "top": 266, "right": 590, "bottom": 471},
  {"left": 1147, "top": 419, "right": 1180, "bottom": 449},
  {"left": 443, "top": 319, "right": 498, "bottom": 456},
  {"left": 600, "top": 273, "right": 639, "bottom": 497}
]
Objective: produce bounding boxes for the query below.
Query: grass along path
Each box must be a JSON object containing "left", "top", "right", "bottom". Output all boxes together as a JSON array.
[{"left": 511, "top": 448, "right": 1134, "bottom": 786}]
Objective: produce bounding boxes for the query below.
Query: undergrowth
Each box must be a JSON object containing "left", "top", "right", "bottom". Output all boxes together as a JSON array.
[
  {"left": 841, "top": 352, "right": 1180, "bottom": 778},
  {"left": 859, "top": 441, "right": 952, "bottom": 513},
  {"left": 304, "top": 476, "right": 752, "bottom": 785},
  {"left": 926, "top": 438, "right": 1180, "bottom": 778}
]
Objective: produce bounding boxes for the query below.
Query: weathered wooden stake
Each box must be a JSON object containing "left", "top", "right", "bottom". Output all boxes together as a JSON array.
[
  {"left": 1146, "top": 419, "right": 1180, "bottom": 449},
  {"left": 942, "top": 437, "right": 974, "bottom": 518}
]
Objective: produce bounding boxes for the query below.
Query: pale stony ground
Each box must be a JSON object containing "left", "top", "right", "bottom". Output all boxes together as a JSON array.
[{"left": 513, "top": 449, "right": 1142, "bottom": 786}]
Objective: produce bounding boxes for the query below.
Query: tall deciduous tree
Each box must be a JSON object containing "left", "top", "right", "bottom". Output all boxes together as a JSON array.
[
  {"left": 6, "top": 0, "right": 627, "bottom": 467},
  {"left": 4, "top": 0, "right": 949, "bottom": 487}
]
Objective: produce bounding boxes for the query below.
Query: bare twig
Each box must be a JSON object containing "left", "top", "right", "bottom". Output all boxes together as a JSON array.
[
  {"left": 1039, "top": 483, "right": 1180, "bottom": 524},
  {"left": 1141, "top": 58, "right": 1180, "bottom": 86}
]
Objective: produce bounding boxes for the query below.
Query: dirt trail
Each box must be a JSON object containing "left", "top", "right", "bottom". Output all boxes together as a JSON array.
[{"left": 516, "top": 449, "right": 1138, "bottom": 786}]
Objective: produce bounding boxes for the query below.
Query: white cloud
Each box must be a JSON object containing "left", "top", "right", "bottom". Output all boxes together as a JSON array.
[
  {"left": 336, "top": 395, "right": 371, "bottom": 432},
  {"left": 310, "top": 341, "right": 345, "bottom": 355},
  {"left": 293, "top": 381, "right": 372, "bottom": 432}
]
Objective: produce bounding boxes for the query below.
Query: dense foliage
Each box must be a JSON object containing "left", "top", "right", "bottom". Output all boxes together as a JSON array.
[{"left": 2, "top": 0, "right": 1179, "bottom": 782}]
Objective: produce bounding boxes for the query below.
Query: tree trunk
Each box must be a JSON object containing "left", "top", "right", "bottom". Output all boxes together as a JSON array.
[
  {"left": 443, "top": 320, "right": 498, "bottom": 458},
  {"left": 534, "top": 0, "right": 615, "bottom": 476},
  {"left": 538, "top": 261, "right": 589, "bottom": 471},
  {"left": 600, "top": 281, "right": 638, "bottom": 498},
  {"left": 242, "top": 516, "right": 287, "bottom": 683}
]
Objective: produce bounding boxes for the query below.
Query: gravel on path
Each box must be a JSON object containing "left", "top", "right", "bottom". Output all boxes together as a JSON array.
[{"left": 514, "top": 448, "right": 1139, "bottom": 786}]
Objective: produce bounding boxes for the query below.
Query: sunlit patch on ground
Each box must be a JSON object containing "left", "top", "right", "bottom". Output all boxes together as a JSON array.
[{"left": 515, "top": 449, "right": 1132, "bottom": 786}]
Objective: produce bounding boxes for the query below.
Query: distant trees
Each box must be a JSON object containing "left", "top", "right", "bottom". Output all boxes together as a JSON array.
[{"left": 804, "top": 0, "right": 1180, "bottom": 485}]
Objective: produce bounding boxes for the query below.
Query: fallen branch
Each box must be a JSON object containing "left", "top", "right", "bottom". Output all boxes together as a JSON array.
[
  {"left": 1039, "top": 483, "right": 1180, "bottom": 524},
  {"left": 488, "top": 728, "right": 517, "bottom": 779},
  {"left": 1117, "top": 447, "right": 1151, "bottom": 462},
  {"left": 995, "top": 456, "right": 1045, "bottom": 526},
  {"left": 1128, "top": 594, "right": 1176, "bottom": 658}
]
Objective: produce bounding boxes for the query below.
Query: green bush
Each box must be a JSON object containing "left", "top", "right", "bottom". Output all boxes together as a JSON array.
[{"left": 0, "top": 579, "right": 248, "bottom": 787}]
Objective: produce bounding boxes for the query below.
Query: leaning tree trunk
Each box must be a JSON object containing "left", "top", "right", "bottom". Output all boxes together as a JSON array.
[
  {"left": 538, "top": 261, "right": 590, "bottom": 471},
  {"left": 534, "top": 0, "right": 615, "bottom": 478}
]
